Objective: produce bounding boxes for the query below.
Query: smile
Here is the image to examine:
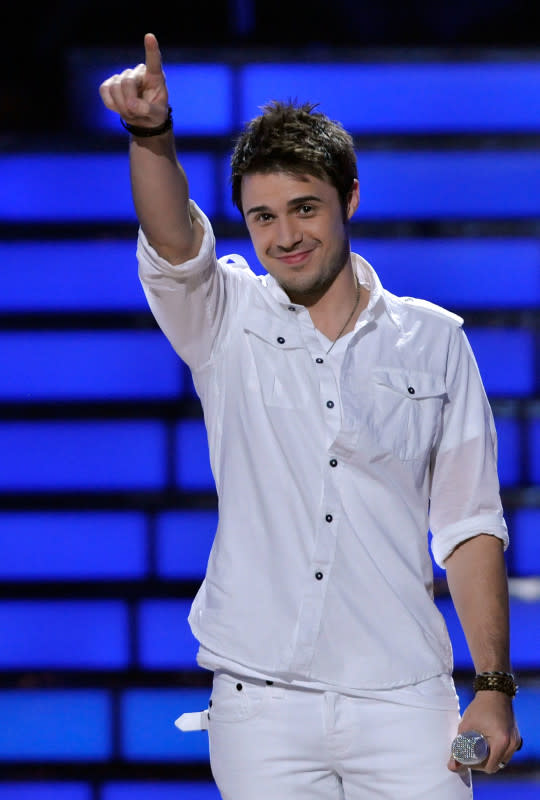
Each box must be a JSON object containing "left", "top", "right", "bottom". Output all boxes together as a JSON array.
[{"left": 276, "top": 250, "right": 314, "bottom": 265}]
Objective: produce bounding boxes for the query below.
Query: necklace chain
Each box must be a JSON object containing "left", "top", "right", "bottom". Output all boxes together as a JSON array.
[{"left": 325, "top": 278, "right": 361, "bottom": 355}]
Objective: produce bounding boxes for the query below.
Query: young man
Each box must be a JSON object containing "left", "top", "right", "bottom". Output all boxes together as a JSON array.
[{"left": 100, "top": 33, "right": 521, "bottom": 799}]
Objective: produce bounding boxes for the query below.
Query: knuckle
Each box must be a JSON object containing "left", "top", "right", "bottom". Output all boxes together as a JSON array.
[{"left": 108, "top": 75, "right": 123, "bottom": 91}]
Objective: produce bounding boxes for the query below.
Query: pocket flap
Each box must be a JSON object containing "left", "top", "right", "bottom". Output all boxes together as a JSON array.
[
  {"left": 243, "top": 311, "right": 304, "bottom": 350},
  {"left": 372, "top": 367, "right": 446, "bottom": 399}
]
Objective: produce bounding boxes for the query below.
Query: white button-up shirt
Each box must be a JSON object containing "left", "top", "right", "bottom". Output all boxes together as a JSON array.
[{"left": 138, "top": 202, "right": 508, "bottom": 692}]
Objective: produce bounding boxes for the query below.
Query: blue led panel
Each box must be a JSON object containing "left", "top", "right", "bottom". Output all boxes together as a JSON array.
[
  {"left": 241, "top": 64, "right": 540, "bottom": 132},
  {"left": 508, "top": 600, "right": 540, "bottom": 669},
  {"left": 512, "top": 509, "right": 540, "bottom": 576},
  {"left": 74, "top": 63, "right": 232, "bottom": 134},
  {"left": 0, "top": 601, "right": 128, "bottom": 668},
  {"left": 511, "top": 687, "right": 540, "bottom": 762},
  {"left": 0, "top": 332, "right": 182, "bottom": 400},
  {"left": 0, "top": 154, "right": 215, "bottom": 221},
  {"left": 176, "top": 420, "right": 214, "bottom": 490},
  {"left": 473, "top": 780, "right": 540, "bottom": 800},
  {"left": 530, "top": 420, "right": 540, "bottom": 484},
  {"left": 221, "top": 152, "right": 540, "bottom": 220},
  {"left": 0, "top": 785, "right": 91, "bottom": 800},
  {"left": 0, "top": 690, "right": 110, "bottom": 760},
  {"left": 465, "top": 329, "right": 535, "bottom": 397},
  {"left": 355, "top": 151, "right": 540, "bottom": 218},
  {"left": 0, "top": 241, "right": 145, "bottom": 311},
  {"left": 157, "top": 510, "right": 217, "bottom": 578},
  {"left": 138, "top": 600, "right": 198, "bottom": 668},
  {"left": 103, "top": 783, "right": 220, "bottom": 800},
  {"left": 121, "top": 689, "right": 210, "bottom": 761},
  {"left": 494, "top": 416, "right": 521, "bottom": 488},
  {"left": 0, "top": 421, "right": 166, "bottom": 491},
  {"left": 437, "top": 597, "right": 540, "bottom": 669},
  {"left": 0, "top": 512, "right": 147, "bottom": 579},
  {"left": 353, "top": 239, "right": 540, "bottom": 309}
]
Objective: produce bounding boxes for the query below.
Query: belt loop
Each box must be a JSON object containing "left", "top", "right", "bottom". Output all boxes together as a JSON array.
[{"left": 323, "top": 692, "right": 336, "bottom": 731}]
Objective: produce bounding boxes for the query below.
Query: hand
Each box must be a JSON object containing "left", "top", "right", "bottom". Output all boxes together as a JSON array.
[
  {"left": 448, "top": 691, "right": 521, "bottom": 774},
  {"left": 99, "top": 33, "right": 169, "bottom": 127}
]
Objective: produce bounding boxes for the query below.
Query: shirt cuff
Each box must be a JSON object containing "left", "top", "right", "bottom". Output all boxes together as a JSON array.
[
  {"left": 136, "top": 200, "right": 216, "bottom": 278},
  {"left": 431, "top": 512, "right": 509, "bottom": 568}
]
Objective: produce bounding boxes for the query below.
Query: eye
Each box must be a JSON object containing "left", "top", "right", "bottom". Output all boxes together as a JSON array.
[
  {"left": 298, "top": 204, "right": 315, "bottom": 215},
  {"left": 254, "top": 212, "right": 273, "bottom": 224}
]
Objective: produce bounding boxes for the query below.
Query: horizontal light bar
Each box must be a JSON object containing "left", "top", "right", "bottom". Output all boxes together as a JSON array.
[
  {"left": 70, "top": 60, "right": 540, "bottom": 134},
  {"left": 72, "top": 63, "right": 233, "bottom": 135},
  {"left": 0, "top": 153, "right": 215, "bottom": 221},
  {"left": 2, "top": 239, "right": 538, "bottom": 311}
]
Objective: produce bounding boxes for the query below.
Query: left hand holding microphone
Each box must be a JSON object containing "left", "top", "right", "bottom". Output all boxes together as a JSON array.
[{"left": 448, "top": 689, "right": 522, "bottom": 774}]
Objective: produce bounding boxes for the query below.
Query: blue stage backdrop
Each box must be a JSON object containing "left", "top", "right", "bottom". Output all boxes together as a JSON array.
[{"left": 0, "top": 52, "right": 538, "bottom": 800}]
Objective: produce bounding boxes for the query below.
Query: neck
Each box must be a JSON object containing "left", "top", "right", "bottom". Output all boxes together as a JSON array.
[{"left": 308, "top": 263, "right": 368, "bottom": 341}]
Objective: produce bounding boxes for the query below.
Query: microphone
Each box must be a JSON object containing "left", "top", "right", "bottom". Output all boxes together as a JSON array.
[{"left": 451, "top": 731, "right": 490, "bottom": 765}]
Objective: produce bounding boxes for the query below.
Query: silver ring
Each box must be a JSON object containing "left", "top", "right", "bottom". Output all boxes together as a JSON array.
[{"left": 497, "top": 761, "right": 506, "bottom": 770}]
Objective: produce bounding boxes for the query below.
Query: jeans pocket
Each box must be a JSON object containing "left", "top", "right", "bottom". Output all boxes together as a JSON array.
[{"left": 209, "top": 672, "right": 269, "bottom": 723}]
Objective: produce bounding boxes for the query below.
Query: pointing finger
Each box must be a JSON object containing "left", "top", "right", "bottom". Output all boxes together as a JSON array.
[{"left": 144, "top": 32, "right": 162, "bottom": 75}]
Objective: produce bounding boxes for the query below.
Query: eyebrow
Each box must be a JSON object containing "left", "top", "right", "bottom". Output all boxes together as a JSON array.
[{"left": 245, "top": 195, "right": 323, "bottom": 217}]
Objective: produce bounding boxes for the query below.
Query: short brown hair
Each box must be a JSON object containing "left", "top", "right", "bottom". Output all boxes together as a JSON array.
[{"left": 231, "top": 101, "right": 357, "bottom": 217}]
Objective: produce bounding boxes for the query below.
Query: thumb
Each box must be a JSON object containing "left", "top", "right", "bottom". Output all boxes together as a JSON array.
[{"left": 144, "top": 32, "right": 163, "bottom": 76}]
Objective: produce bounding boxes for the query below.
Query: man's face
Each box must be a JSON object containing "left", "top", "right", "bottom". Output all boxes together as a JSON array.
[{"left": 242, "top": 171, "right": 359, "bottom": 304}]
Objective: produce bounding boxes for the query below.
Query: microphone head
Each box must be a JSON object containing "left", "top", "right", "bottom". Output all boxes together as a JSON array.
[{"left": 451, "top": 730, "right": 490, "bottom": 765}]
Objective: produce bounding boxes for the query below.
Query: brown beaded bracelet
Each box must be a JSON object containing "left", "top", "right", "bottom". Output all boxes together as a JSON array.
[
  {"left": 473, "top": 671, "right": 518, "bottom": 698},
  {"left": 120, "top": 106, "right": 173, "bottom": 137}
]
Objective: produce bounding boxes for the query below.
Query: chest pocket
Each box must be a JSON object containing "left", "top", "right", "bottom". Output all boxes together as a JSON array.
[
  {"left": 243, "top": 316, "right": 310, "bottom": 410},
  {"left": 371, "top": 367, "right": 446, "bottom": 461}
]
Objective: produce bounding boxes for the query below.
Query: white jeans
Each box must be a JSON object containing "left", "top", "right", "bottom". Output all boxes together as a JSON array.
[{"left": 208, "top": 672, "right": 473, "bottom": 800}]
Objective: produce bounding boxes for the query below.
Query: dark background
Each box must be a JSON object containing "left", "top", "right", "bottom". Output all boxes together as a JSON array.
[{"left": 2, "top": 0, "right": 539, "bottom": 133}]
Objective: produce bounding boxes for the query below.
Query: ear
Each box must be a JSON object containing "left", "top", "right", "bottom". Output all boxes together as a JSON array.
[{"left": 346, "top": 179, "right": 360, "bottom": 220}]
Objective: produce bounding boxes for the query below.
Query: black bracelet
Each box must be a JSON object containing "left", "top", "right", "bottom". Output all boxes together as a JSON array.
[
  {"left": 120, "top": 106, "right": 173, "bottom": 137},
  {"left": 473, "top": 671, "right": 518, "bottom": 698}
]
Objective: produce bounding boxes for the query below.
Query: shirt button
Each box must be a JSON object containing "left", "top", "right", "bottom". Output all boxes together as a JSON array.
[
  {"left": 325, "top": 514, "right": 333, "bottom": 522},
  {"left": 326, "top": 400, "right": 334, "bottom": 408},
  {"left": 315, "top": 571, "right": 324, "bottom": 580},
  {"left": 315, "top": 357, "right": 324, "bottom": 364},
  {"left": 277, "top": 337, "right": 285, "bottom": 344},
  {"left": 236, "top": 683, "right": 243, "bottom": 691},
  {"left": 408, "top": 386, "right": 415, "bottom": 395},
  {"left": 288, "top": 306, "right": 296, "bottom": 312},
  {"left": 266, "top": 680, "right": 274, "bottom": 685},
  {"left": 329, "top": 458, "right": 338, "bottom": 467}
]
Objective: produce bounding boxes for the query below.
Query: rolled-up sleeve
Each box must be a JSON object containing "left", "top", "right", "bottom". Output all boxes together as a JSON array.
[
  {"left": 429, "top": 326, "right": 509, "bottom": 567},
  {"left": 137, "top": 201, "right": 233, "bottom": 370}
]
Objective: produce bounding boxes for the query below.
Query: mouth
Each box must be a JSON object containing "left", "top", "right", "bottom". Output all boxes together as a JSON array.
[{"left": 276, "top": 250, "right": 314, "bottom": 266}]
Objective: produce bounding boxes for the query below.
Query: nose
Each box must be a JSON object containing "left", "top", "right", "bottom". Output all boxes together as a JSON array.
[{"left": 275, "top": 218, "right": 303, "bottom": 252}]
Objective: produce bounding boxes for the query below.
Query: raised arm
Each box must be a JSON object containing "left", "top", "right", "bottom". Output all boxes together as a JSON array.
[{"left": 99, "top": 33, "right": 203, "bottom": 264}]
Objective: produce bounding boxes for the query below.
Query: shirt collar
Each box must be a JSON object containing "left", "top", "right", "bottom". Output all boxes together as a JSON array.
[{"left": 351, "top": 253, "right": 401, "bottom": 329}]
